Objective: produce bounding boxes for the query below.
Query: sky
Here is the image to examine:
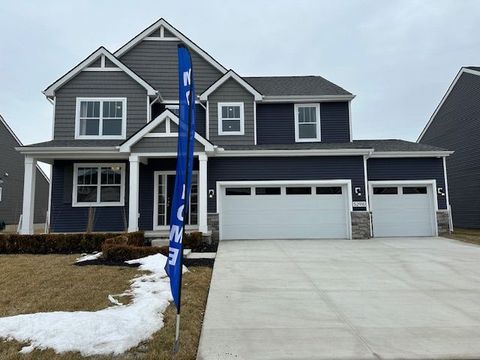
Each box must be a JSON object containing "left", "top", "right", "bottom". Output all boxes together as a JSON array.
[{"left": 1, "top": 0, "right": 480, "bottom": 150}]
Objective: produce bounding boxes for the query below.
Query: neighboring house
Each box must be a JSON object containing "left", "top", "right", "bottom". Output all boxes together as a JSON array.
[
  {"left": 418, "top": 67, "right": 480, "bottom": 229},
  {"left": 0, "top": 115, "right": 49, "bottom": 230},
  {"left": 17, "top": 18, "right": 452, "bottom": 239}
]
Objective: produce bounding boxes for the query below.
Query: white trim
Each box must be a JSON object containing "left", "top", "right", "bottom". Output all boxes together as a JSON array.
[
  {"left": 442, "top": 156, "right": 453, "bottom": 231},
  {"left": 50, "top": 96, "right": 56, "bottom": 140},
  {"left": 20, "top": 156, "right": 37, "bottom": 234},
  {"left": 217, "top": 102, "right": 245, "bottom": 136},
  {"left": 206, "top": 100, "right": 210, "bottom": 140},
  {"left": 368, "top": 180, "right": 439, "bottom": 237},
  {"left": 75, "top": 97, "right": 127, "bottom": 140},
  {"left": 82, "top": 67, "right": 122, "bottom": 72},
  {"left": 216, "top": 179, "right": 353, "bottom": 241},
  {"left": 363, "top": 155, "right": 370, "bottom": 212},
  {"left": 72, "top": 163, "right": 126, "bottom": 207},
  {"left": 128, "top": 155, "right": 140, "bottom": 232},
  {"left": 253, "top": 102, "right": 257, "bottom": 145},
  {"left": 417, "top": 67, "right": 480, "bottom": 142},
  {"left": 261, "top": 95, "right": 355, "bottom": 103},
  {"left": 370, "top": 151, "right": 453, "bottom": 158},
  {"left": 46, "top": 164, "right": 53, "bottom": 233},
  {"left": 114, "top": 18, "right": 227, "bottom": 74},
  {"left": 294, "top": 103, "right": 321, "bottom": 142},
  {"left": 198, "top": 154, "right": 208, "bottom": 233},
  {"left": 214, "top": 148, "right": 374, "bottom": 157},
  {"left": 199, "top": 70, "right": 262, "bottom": 101},
  {"left": 119, "top": 109, "right": 214, "bottom": 152},
  {"left": 160, "top": 25, "right": 164, "bottom": 38},
  {"left": 143, "top": 37, "right": 180, "bottom": 41},
  {"left": 100, "top": 55, "right": 105, "bottom": 68},
  {"left": 146, "top": 96, "right": 151, "bottom": 122},
  {"left": 43, "top": 47, "right": 157, "bottom": 97},
  {"left": 348, "top": 100, "right": 353, "bottom": 142}
]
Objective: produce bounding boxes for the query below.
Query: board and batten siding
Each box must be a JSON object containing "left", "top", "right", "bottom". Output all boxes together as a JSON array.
[
  {"left": 207, "top": 156, "right": 366, "bottom": 213},
  {"left": 119, "top": 40, "right": 222, "bottom": 99},
  {"left": 50, "top": 160, "right": 129, "bottom": 232},
  {"left": 420, "top": 71, "right": 480, "bottom": 228},
  {"left": 208, "top": 78, "right": 255, "bottom": 146},
  {"left": 256, "top": 102, "right": 351, "bottom": 144},
  {"left": 367, "top": 157, "right": 447, "bottom": 210},
  {"left": 54, "top": 71, "right": 148, "bottom": 140}
]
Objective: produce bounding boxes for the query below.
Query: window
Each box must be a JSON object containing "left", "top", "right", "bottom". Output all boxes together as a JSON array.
[
  {"left": 295, "top": 104, "right": 321, "bottom": 142},
  {"left": 225, "top": 187, "right": 251, "bottom": 196},
  {"left": 286, "top": 187, "right": 312, "bottom": 195},
  {"left": 373, "top": 187, "right": 398, "bottom": 195},
  {"left": 75, "top": 98, "right": 126, "bottom": 139},
  {"left": 316, "top": 186, "right": 342, "bottom": 195},
  {"left": 403, "top": 186, "right": 427, "bottom": 194},
  {"left": 255, "top": 187, "right": 281, "bottom": 195},
  {"left": 73, "top": 163, "right": 125, "bottom": 206},
  {"left": 218, "top": 102, "right": 244, "bottom": 135}
]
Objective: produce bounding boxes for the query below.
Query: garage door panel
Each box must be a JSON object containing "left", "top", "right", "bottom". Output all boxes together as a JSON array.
[
  {"left": 220, "top": 183, "right": 349, "bottom": 240},
  {"left": 371, "top": 183, "right": 436, "bottom": 237}
]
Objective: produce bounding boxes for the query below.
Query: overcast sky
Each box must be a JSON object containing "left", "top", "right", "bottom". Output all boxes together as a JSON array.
[{"left": 1, "top": 0, "right": 479, "bottom": 148}]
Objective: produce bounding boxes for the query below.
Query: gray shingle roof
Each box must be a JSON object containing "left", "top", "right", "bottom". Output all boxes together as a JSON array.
[
  {"left": 465, "top": 66, "right": 480, "bottom": 71},
  {"left": 23, "top": 140, "right": 122, "bottom": 147},
  {"left": 243, "top": 76, "right": 352, "bottom": 96},
  {"left": 224, "top": 139, "right": 447, "bottom": 152}
]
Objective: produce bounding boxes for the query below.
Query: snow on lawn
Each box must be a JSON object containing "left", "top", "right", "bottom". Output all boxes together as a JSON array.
[
  {"left": 0, "top": 254, "right": 186, "bottom": 356},
  {"left": 75, "top": 252, "right": 102, "bottom": 263}
]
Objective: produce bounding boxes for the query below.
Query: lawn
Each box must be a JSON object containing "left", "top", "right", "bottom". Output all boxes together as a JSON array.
[
  {"left": 447, "top": 228, "right": 480, "bottom": 246},
  {"left": 0, "top": 254, "right": 212, "bottom": 360}
]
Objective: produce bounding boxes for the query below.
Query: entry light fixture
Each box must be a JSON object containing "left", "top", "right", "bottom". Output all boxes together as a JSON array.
[
  {"left": 354, "top": 187, "right": 362, "bottom": 196},
  {"left": 208, "top": 189, "right": 215, "bottom": 198}
]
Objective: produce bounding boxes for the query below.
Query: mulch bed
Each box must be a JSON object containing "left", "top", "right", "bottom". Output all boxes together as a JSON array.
[{"left": 75, "top": 257, "right": 215, "bottom": 268}]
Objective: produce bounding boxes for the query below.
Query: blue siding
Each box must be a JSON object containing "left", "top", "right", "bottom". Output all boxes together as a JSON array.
[
  {"left": 50, "top": 160, "right": 129, "bottom": 232},
  {"left": 367, "top": 158, "right": 447, "bottom": 209},
  {"left": 207, "top": 156, "right": 365, "bottom": 212},
  {"left": 256, "top": 102, "right": 350, "bottom": 144}
]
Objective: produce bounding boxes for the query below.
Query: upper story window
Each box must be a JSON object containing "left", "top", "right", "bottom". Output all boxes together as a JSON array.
[
  {"left": 72, "top": 163, "right": 125, "bottom": 207},
  {"left": 218, "top": 102, "right": 244, "bottom": 135},
  {"left": 75, "top": 98, "right": 127, "bottom": 139},
  {"left": 294, "top": 103, "right": 321, "bottom": 142}
]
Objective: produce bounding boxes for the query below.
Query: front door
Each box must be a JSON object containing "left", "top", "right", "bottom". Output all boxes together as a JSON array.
[{"left": 153, "top": 171, "right": 198, "bottom": 230}]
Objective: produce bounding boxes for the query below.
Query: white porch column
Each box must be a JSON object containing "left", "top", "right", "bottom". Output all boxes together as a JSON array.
[
  {"left": 128, "top": 155, "right": 140, "bottom": 232},
  {"left": 20, "top": 156, "right": 37, "bottom": 234},
  {"left": 198, "top": 153, "right": 208, "bottom": 233}
]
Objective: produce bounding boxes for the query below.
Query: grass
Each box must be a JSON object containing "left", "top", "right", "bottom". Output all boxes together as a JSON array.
[
  {"left": 447, "top": 227, "right": 480, "bottom": 246},
  {"left": 0, "top": 254, "right": 213, "bottom": 360}
]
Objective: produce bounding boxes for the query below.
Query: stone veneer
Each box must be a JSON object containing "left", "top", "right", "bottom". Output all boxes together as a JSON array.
[
  {"left": 207, "top": 213, "right": 220, "bottom": 243},
  {"left": 351, "top": 211, "right": 372, "bottom": 239},
  {"left": 436, "top": 209, "right": 451, "bottom": 236}
]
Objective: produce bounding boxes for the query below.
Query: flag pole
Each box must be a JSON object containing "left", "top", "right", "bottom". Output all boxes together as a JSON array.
[{"left": 173, "top": 45, "right": 194, "bottom": 354}]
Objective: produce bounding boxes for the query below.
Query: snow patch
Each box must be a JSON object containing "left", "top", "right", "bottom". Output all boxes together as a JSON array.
[
  {"left": 75, "top": 252, "right": 102, "bottom": 263},
  {"left": 0, "top": 254, "right": 184, "bottom": 356}
]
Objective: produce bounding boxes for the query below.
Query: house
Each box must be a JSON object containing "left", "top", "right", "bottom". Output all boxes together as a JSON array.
[
  {"left": 17, "top": 18, "right": 452, "bottom": 240},
  {"left": 0, "top": 115, "right": 49, "bottom": 231},
  {"left": 418, "top": 67, "right": 480, "bottom": 229}
]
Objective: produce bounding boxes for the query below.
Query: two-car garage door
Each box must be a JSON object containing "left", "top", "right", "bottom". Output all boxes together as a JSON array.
[{"left": 219, "top": 181, "right": 351, "bottom": 240}]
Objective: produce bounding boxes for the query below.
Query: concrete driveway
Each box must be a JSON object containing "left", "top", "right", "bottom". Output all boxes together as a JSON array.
[{"left": 197, "top": 237, "right": 480, "bottom": 360}]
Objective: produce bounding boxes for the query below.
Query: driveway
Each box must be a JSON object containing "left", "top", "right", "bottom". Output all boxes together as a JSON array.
[{"left": 197, "top": 237, "right": 480, "bottom": 360}]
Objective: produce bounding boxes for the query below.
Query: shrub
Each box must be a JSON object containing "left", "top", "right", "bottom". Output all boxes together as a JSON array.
[
  {"left": 184, "top": 231, "right": 203, "bottom": 249},
  {"left": 0, "top": 231, "right": 145, "bottom": 254},
  {"left": 102, "top": 243, "right": 168, "bottom": 262}
]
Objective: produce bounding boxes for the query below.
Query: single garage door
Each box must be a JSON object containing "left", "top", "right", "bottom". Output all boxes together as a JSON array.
[
  {"left": 370, "top": 182, "right": 437, "bottom": 237},
  {"left": 219, "top": 182, "right": 351, "bottom": 240}
]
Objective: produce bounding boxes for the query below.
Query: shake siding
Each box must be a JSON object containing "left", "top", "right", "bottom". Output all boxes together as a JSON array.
[
  {"left": 420, "top": 72, "right": 480, "bottom": 227},
  {"left": 50, "top": 160, "right": 129, "bottom": 232},
  {"left": 119, "top": 40, "right": 222, "bottom": 99},
  {"left": 207, "top": 156, "right": 366, "bottom": 212},
  {"left": 208, "top": 79, "right": 255, "bottom": 146},
  {"left": 367, "top": 157, "right": 447, "bottom": 209},
  {"left": 131, "top": 137, "right": 204, "bottom": 153},
  {"left": 54, "top": 71, "right": 148, "bottom": 140},
  {"left": 256, "top": 102, "right": 351, "bottom": 144}
]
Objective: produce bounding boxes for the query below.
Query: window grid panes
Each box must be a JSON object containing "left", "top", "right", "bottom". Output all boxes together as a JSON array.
[
  {"left": 219, "top": 103, "right": 243, "bottom": 134},
  {"left": 75, "top": 165, "right": 123, "bottom": 205},
  {"left": 296, "top": 105, "right": 319, "bottom": 140},
  {"left": 78, "top": 99, "right": 124, "bottom": 137}
]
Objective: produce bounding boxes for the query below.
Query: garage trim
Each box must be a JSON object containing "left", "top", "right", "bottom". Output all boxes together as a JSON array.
[
  {"left": 368, "top": 180, "right": 438, "bottom": 237},
  {"left": 216, "top": 179, "right": 353, "bottom": 240}
]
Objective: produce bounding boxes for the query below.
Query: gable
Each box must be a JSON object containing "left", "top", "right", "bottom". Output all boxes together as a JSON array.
[
  {"left": 200, "top": 70, "right": 262, "bottom": 101},
  {"left": 43, "top": 47, "right": 157, "bottom": 97},
  {"left": 119, "top": 40, "right": 222, "bottom": 99}
]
